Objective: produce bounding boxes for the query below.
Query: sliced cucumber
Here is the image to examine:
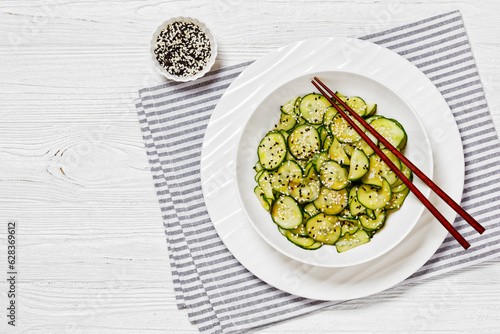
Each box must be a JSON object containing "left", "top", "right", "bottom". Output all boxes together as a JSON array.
[
  {"left": 290, "top": 222, "right": 308, "bottom": 236},
  {"left": 370, "top": 117, "right": 407, "bottom": 148},
  {"left": 258, "top": 170, "right": 274, "bottom": 201},
  {"left": 353, "top": 137, "right": 376, "bottom": 157},
  {"left": 338, "top": 207, "right": 354, "bottom": 220},
  {"left": 289, "top": 169, "right": 321, "bottom": 204},
  {"left": 342, "top": 143, "right": 355, "bottom": 157},
  {"left": 349, "top": 186, "right": 366, "bottom": 216},
  {"left": 271, "top": 160, "right": 303, "bottom": 194},
  {"left": 323, "top": 106, "right": 338, "bottom": 126},
  {"left": 288, "top": 124, "right": 321, "bottom": 160},
  {"left": 303, "top": 160, "right": 315, "bottom": 177},
  {"left": 322, "top": 135, "right": 334, "bottom": 151},
  {"left": 365, "top": 103, "right": 377, "bottom": 117},
  {"left": 319, "top": 160, "right": 349, "bottom": 190},
  {"left": 348, "top": 149, "right": 369, "bottom": 181},
  {"left": 276, "top": 112, "right": 297, "bottom": 131},
  {"left": 306, "top": 213, "right": 341, "bottom": 244},
  {"left": 258, "top": 131, "right": 287, "bottom": 170},
  {"left": 361, "top": 149, "right": 401, "bottom": 187},
  {"left": 329, "top": 112, "right": 364, "bottom": 143},
  {"left": 359, "top": 208, "right": 386, "bottom": 231},
  {"left": 284, "top": 229, "right": 316, "bottom": 248},
  {"left": 299, "top": 93, "right": 332, "bottom": 124},
  {"left": 281, "top": 97, "right": 300, "bottom": 115},
  {"left": 357, "top": 178, "right": 392, "bottom": 210},
  {"left": 386, "top": 187, "right": 410, "bottom": 210},
  {"left": 254, "top": 186, "right": 271, "bottom": 211},
  {"left": 341, "top": 220, "right": 360, "bottom": 237},
  {"left": 345, "top": 96, "right": 367, "bottom": 117},
  {"left": 366, "top": 209, "right": 376, "bottom": 219},
  {"left": 318, "top": 126, "right": 329, "bottom": 145},
  {"left": 335, "top": 91, "right": 346, "bottom": 99},
  {"left": 312, "top": 151, "right": 329, "bottom": 173},
  {"left": 328, "top": 137, "right": 350, "bottom": 165},
  {"left": 271, "top": 195, "right": 303, "bottom": 229},
  {"left": 305, "top": 241, "right": 323, "bottom": 250},
  {"left": 313, "top": 187, "right": 349, "bottom": 215},
  {"left": 398, "top": 132, "right": 408, "bottom": 150},
  {"left": 391, "top": 162, "right": 413, "bottom": 193},
  {"left": 304, "top": 202, "right": 319, "bottom": 217},
  {"left": 335, "top": 229, "right": 371, "bottom": 253},
  {"left": 254, "top": 161, "right": 264, "bottom": 173},
  {"left": 254, "top": 169, "right": 264, "bottom": 182}
]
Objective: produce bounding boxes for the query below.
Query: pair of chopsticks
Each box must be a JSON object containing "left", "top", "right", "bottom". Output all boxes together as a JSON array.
[{"left": 312, "top": 77, "right": 485, "bottom": 250}]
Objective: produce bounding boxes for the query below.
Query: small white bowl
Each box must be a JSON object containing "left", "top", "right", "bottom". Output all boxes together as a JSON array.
[{"left": 150, "top": 17, "right": 217, "bottom": 82}]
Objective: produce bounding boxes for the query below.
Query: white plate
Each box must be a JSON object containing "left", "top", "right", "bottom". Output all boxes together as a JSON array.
[
  {"left": 200, "top": 37, "right": 464, "bottom": 301},
  {"left": 235, "top": 70, "right": 433, "bottom": 267}
]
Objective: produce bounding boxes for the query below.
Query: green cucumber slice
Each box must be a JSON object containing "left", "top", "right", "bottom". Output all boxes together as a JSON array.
[
  {"left": 304, "top": 241, "right": 323, "bottom": 250},
  {"left": 357, "top": 178, "right": 392, "bottom": 210},
  {"left": 349, "top": 186, "right": 366, "bottom": 216},
  {"left": 345, "top": 96, "right": 367, "bottom": 117},
  {"left": 313, "top": 187, "right": 348, "bottom": 215},
  {"left": 341, "top": 220, "right": 360, "bottom": 237},
  {"left": 254, "top": 169, "right": 264, "bottom": 182},
  {"left": 271, "top": 160, "right": 303, "bottom": 194},
  {"left": 258, "top": 170, "right": 274, "bottom": 201},
  {"left": 276, "top": 111, "right": 297, "bottom": 131},
  {"left": 254, "top": 186, "right": 271, "bottom": 211},
  {"left": 278, "top": 227, "right": 318, "bottom": 249},
  {"left": 328, "top": 137, "right": 350, "bottom": 165},
  {"left": 391, "top": 162, "right": 412, "bottom": 193},
  {"left": 348, "top": 149, "right": 369, "bottom": 181},
  {"left": 303, "top": 202, "right": 319, "bottom": 217},
  {"left": 258, "top": 131, "right": 287, "bottom": 170},
  {"left": 366, "top": 209, "right": 376, "bottom": 219},
  {"left": 365, "top": 103, "right": 377, "bottom": 117},
  {"left": 306, "top": 213, "right": 341, "bottom": 244},
  {"left": 370, "top": 117, "right": 407, "bottom": 148},
  {"left": 335, "top": 91, "right": 346, "bottom": 98},
  {"left": 323, "top": 106, "right": 338, "bottom": 126},
  {"left": 289, "top": 169, "right": 321, "bottom": 203},
  {"left": 359, "top": 208, "right": 387, "bottom": 231},
  {"left": 281, "top": 97, "right": 300, "bottom": 115},
  {"left": 254, "top": 161, "right": 264, "bottom": 173},
  {"left": 335, "top": 229, "right": 371, "bottom": 253},
  {"left": 312, "top": 151, "right": 329, "bottom": 173},
  {"left": 361, "top": 149, "right": 401, "bottom": 187},
  {"left": 319, "top": 160, "right": 349, "bottom": 190},
  {"left": 322, "top": 135, "right": 333, "bottom": 151},
  {"left": 288, "top": 124, "right": 321, "bottom": 160},
  {"left": 329, "top": 112, "right": 364, "bottom": 143},
  {"left": 386, "top": 187, "right": 410, "bottom": 210},
  {"left": 343, "top": 143, "right": 355, "bottom": 157},
  {"left": 318, "top": 126, "right": 329, "bottom": 145},
  {"left": 271, "top": 195, "right": 303, "bottom": 229},
  {"left": 299, "top": 93, "right": 332, "bottom": 124},
  {"left": 290, "top": 222, "right": 308, "bottom": 237}
]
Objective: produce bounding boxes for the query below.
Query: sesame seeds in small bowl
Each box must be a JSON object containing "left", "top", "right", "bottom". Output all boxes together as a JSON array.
[{"left": 150, "top": 17, "right": 217, "bottom": 82}]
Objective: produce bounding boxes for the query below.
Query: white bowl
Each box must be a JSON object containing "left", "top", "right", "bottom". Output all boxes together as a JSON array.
[
  {"left": 235, "top": 70, "right": 434, "bottom": 268},
  {"left": 150, "top": 17, "right": 217, "bottom": 82}
]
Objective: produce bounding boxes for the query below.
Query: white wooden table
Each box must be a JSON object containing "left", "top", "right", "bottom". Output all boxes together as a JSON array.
[{"left": 1, "top": 1, "right": 499, "bottom": 333}]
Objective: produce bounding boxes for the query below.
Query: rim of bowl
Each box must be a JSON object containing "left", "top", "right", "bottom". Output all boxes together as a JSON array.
[{"left": 149, "top": 17, "right": 218, "bottom": 82}]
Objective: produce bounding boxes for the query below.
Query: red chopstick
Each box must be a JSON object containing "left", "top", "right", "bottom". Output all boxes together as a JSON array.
[{"left": 312, "top": 77, "right": 485, "bottom": 250}]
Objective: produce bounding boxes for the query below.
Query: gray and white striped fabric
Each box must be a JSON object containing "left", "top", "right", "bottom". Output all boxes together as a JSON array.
[{"left": 136, "top": 10, "right": 500, "bottom": 333}]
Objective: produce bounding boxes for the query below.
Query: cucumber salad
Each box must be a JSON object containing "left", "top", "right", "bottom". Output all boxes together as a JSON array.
[{"left": 253, "top": 92, "right": 412, "bottom": 253}]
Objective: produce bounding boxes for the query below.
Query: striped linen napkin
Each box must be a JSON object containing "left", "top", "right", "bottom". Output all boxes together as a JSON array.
[{"left": 136, "top": 10, "right": 500, "bottom": 333}]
